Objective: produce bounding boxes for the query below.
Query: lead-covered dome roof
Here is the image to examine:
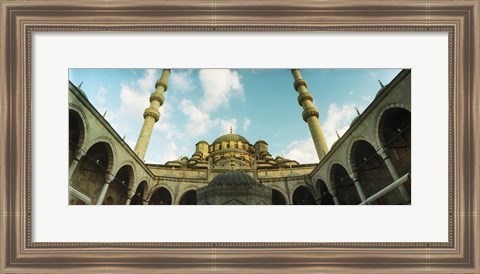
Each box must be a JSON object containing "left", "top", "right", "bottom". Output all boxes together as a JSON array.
[
  {"left": 212, "top": 133, "right": 250, "bottom": 145},
  {"left": 209, "top": 170, "right": 256, "bottom": 187}
]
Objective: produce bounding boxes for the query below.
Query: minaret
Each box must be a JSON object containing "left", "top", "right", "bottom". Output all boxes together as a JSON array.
[
  {"left": 134, "top": 69, "right": 170, "bottom": 160},
  {"left": 291, "top": 69, "right": 329, "bottom": 160}
]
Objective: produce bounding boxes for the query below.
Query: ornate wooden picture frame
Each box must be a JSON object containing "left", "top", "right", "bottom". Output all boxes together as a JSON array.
[{"left": 1, "top": 0, "right": 478, "bottom": 273}]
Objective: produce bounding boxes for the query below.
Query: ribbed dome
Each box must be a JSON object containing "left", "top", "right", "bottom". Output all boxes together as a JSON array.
[
  {"left": 212, "top": 133, "right": 250, "bottom": 144},
  {"left": 209, "top": 170, "right": 256, "bottom": 187}
]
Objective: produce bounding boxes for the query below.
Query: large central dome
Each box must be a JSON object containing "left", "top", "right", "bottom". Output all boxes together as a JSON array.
[{"left": 212, "top": 133, "right": 250, "bottom": 144}]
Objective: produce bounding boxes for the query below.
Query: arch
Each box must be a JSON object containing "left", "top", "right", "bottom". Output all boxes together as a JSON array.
[
  {"left": 82, "top": 136, "right": 118, "bottom": 170},
  {"left": 149, "top": 187, "right": 172, "bottom": 205},
  {"left": 377, "top": 106, "right": 411, "bottom": 196},
  {"left": 292, "top": 185, "right": 315, "bottom": 205},
  {"left": 104, "top": 164, "right": 134, "bottom": 205},
  {"left": 272, "top": 188, "right": 287, "bottom": 205},
  {"left": 315, "top": 179, "right": 334, "bottom": 205},
  {"left": 346, "top": 136, "right": 379, "bottom": 173},
  {"left": 330, "top": 163, "right": 359, "bottom": 205},
  {"left": 69, "top": 141, "right": 115, "bottom": 204},
  {"left": 179, "top": 189, "right": 197, "bottom": 205},
  {"left": 68, "top": 109, "right": 86, "bottom": 166},
  {"left": 130, "top": 180, "right": 148, "bottom": 205},
  {"left": 350, "top": 139, "right": 404, "bottom": 205}
]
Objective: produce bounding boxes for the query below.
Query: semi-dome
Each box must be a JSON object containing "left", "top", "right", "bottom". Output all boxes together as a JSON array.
[
  {"left": 197, "top": 170, "right": 272, "bottom": 205},
  {"left": 212, "top": 133, "right": 250, "bottom": 144},
  {"left": 209, "top": 170, "right": 257, "bottom": 187}
]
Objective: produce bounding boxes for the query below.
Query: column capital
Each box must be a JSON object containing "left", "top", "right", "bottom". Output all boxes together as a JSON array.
[
  {"left": 378, "top": 147, "right": 390, "bottom": 160},
  {"left": 105, "top": 173, "right": 115, "bottom": 183},
  {"left": 74, "top": 149, "right": 86, "bottom": 161},
  {"left": 329, "top": 188, "right": 337, "bottom": 196},
  {"left": 349, "top": 171, "right": 359, "bottom": 181}
]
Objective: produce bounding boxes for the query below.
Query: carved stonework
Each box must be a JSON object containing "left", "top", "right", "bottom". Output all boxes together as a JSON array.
[
  {"left": 297, "top": 93, "right": 314, "bottom": 106},
  {"left": 294, "top": 78, "right": 307, "bottom": 91},
  {"left": 302, "top": 108, "right": 320, "bottom": 122},
  {"left": 155, "top": 79, "right": 168, "bottom": 91},
  {"left": 143, "top": 107, "right": 160, "bottom": 122},
  {"left": 149, "top": 92, "right": 165, "bottom": 105}
]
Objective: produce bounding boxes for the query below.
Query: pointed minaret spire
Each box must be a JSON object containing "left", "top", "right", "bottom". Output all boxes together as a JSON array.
[
  {"left": 291, "top": 69, "right": 329, "bottom": 161},
  {"left": 134, "top": 69, "right": 171, "bottom": 160},
  {"left": 378, "top": 79, "right": 385, "bottom": 88}
]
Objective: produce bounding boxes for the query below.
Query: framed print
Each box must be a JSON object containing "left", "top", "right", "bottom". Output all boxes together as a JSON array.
[{"left": 1, "top": 0, "right": 479, "bottom": 273}]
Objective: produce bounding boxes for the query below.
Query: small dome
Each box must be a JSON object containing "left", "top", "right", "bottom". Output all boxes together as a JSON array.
[
  {"left": 350, "top": 115, "right": 360, "bottom": 126},
  {"left": 212, "top": 133, "right": 250, "bottom": 144},
  {"left": 209, "top": 170, "right": 256, "bottom": 187}
]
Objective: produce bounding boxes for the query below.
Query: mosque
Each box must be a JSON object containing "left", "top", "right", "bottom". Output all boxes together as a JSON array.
[{"left": 68, "top": 69, "right": 411, "bottom": 205}]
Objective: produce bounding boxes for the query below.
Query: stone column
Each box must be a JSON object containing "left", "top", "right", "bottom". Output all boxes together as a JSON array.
[
  {"left": 379, "top": 148, "right": 411, "bottom": 203},
  {"left": 349, "top": 171, "right": 367, "bottom": 202},
  {"left": 96, "top": 174, "right": 115, "bottom": 205},
  {"left": 330, "top": 189, "right": 340, "bottom": 205},
  {"left": 134, "top": 69, "right": 171, "bottom": 160},
  {"left": 69, "top": 149, "right": 85, "bottom": 181},
  {"left": 125, "top": 188, "right": 135, "bottom": 205},
  {"left": 291, "top": 69, "right": 329, "bottom": 161}
]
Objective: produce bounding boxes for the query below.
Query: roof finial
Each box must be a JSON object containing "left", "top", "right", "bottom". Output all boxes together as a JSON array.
[
  {"left": 230, "top": 126, "right": 232, "bottom": 134},
  {"left": 336, "top": 131, "right": 340, "bottom": 139},
  {"left": 355, "top": 107, "right": 360, "bottom": 115},
  {"left": 378, "top": 79, "right": 384, "bottom": 88}
]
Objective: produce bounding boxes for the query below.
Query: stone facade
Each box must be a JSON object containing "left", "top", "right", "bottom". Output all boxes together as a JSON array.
[{"left": 68, "top": 69, "right": 411, "bottom": 205}]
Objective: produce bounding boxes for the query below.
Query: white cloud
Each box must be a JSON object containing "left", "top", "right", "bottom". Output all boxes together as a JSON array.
[
  {"left": 96, "top": 85, "right": 108, "bottom": 105},
  {"left": 219, "top": 118, "right": 237, "bottom": 134},
  {"left": 154, "top": 121, "right": 178, "bottom": 140},
  {"left": 175, "top": 69, "right": 245, "bottom": 141},
  {"left": 103, "top": 69, "right": 163, "bottom": 151},
  {"left": 154, "top": 140, "right": 178, "bottom": 164},
  {"left": 321, "top": 103, "right": 358, "bottom": 148},
  {"left": 198, "top": 69, "right": 244, "bottom": 112},
  {"left": 170, "top": 70, "right": 193, "bottom": 92},
  {"left": 284, "top": 102, "right": 367, "bottom": 163},
  {"left": 362, "top": 95, "right": 372, "bottom": 102},
  {"left": 243, "top": 117, "right": 251, "bottom": 131},
  {"left": 179, "top": 99, "right": 211, "bottom": 137},
  {"left": 118, "top": 83, "right": 150, "bottom": 122},
  {"left": 284, "top": 138, "right": 318, "bottom": 164},
  {"left": 137, "top": 69, "right": 159, "bottom": 92}
]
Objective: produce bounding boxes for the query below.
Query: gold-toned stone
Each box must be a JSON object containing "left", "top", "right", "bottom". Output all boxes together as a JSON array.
[
  {"left": 291, "top": 69, "right": 329, "bottom": 160},
  {"left": 134, "top": 69, "right": 170, "bottom": 160}
]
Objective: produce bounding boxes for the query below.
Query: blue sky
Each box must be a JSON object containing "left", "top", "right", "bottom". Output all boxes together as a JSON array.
[{"left": 69, "top": 68, "right": 401, "bottom": 164}]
